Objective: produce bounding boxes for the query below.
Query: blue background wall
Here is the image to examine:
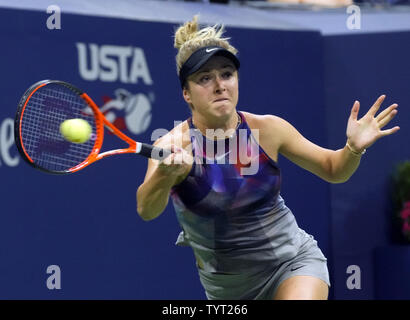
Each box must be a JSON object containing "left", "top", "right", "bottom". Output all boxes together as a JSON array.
[
  {"left": 324, "top": 31, "right": 410, "bottom": 299},
  {"left": 0, "top": 2, "right": 409, "bottom": 299}
]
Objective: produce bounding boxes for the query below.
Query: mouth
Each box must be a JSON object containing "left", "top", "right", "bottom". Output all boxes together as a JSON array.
[{"left": 213, "top": 98, "right": 229, "bottom": 103}]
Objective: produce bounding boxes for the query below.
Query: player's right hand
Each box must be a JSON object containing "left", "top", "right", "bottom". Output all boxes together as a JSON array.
[{"left": 157, "top": 144, "right": 193, "bottom": 180}]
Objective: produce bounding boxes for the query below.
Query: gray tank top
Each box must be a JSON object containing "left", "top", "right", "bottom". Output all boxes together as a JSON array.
[{"left": 170, "top": 111, "right": 301, "bottom": 274}]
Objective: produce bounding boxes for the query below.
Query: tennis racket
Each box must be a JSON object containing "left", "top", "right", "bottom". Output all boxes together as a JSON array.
[{"left": 14, "top": 80, "right": 171, "bottom": 174}]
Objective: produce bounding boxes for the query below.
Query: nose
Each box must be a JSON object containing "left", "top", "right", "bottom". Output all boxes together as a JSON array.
[{"left": 214, "top": 76, "right": 226, "bottom": 94}]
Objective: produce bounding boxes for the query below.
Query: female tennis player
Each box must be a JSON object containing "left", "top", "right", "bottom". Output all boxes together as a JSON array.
[{"left": 137, "top": 16, "right": 400, "bottom": 300}]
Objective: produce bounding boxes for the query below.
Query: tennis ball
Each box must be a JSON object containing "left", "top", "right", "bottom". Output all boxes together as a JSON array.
[{"left": 59, "top": 118, "right": 92, "bottom": 144}]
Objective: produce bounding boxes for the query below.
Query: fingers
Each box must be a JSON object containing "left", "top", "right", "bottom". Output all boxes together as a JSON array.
[
  {"left": 368, "top": 94, "right": 386, "bottom": 117},
  {"left": 376, "top": 103, "right": 398, "bottom": 120},
  {"left": 160, "top": 144, "right": 193, "bottom": 166},
  {"left": 350, "top": 101, "right": 360, "bottom": 121},
  {"left": 169, "top": 144, "right": 183, "bottom": 153},
  {"left": 380, "top": 126, "right": 400, "bottom": 137},
  {"left": 162, "top": 150, "right": 181, "bottom": 166},
  {"left": 375, "top": 97, "right": 400, "bottom": 136},
  {"left": 377, "top": 104, "right": 399, "bottom": 128}
]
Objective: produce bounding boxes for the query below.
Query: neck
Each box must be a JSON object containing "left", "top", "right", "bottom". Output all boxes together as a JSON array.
[{"left": 192, "top": 112, "right": 241, "bottom": 140}]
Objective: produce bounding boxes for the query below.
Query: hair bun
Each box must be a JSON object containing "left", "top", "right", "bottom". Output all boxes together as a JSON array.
[
  {"left": 174, "top": 15, "right": 237, "bottom": 75},
  {"left": 174, "top": 15, "right": 199, "bottom": 50}
]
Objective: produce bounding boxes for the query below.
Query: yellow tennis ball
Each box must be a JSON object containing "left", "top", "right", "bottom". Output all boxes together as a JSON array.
[{"left": 60, "top": 118, "right": 92, "bottom": 144}]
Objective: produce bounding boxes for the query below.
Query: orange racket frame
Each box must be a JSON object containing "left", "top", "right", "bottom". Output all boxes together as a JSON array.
[{"left": 15, "top": 80, "right": 170, "bottom": 174}]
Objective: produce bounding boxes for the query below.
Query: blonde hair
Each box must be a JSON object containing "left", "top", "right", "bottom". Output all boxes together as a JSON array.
[{"left": 174, "top": 15, "right": 238, "bottom": 75}]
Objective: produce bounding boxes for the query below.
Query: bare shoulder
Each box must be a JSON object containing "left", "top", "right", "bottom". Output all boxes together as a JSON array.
[{"left": 241, "top": 111, "right": 289, "bottom": 138}]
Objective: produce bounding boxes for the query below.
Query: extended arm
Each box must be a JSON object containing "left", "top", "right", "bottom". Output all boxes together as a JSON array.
[{"left": 275, "top": 95, "right": 399, "bottom": 183}]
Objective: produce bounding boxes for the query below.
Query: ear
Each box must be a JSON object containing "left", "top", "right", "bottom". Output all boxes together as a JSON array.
[{"left": 183, "top": 87, "right": 192, "bottom": 104}]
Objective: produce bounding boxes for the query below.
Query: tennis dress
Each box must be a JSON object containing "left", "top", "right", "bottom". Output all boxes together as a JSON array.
[{"left": 170, "top": 111, "right": 329, "bottom": 300}]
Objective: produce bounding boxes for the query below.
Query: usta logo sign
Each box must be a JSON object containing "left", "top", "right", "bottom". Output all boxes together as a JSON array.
[
  {"left": 76, "top": 43, "right": 153, "bottom": 84},
  {"left": 76, "top": 43, "right": 154, "bottom": 136}
]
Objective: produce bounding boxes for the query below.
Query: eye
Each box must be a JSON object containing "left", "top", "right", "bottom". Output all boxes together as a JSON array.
[
  {"left": 222, "top": 71, "right": 233, "bottom": 79},
  {"left": 198, "top": 74, "right": 211, "bottom": 84}
]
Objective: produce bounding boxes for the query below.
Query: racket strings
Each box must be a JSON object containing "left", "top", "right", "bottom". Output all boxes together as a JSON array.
[{"left": 20, "top": 84, "right": 97, "bottom": 172}]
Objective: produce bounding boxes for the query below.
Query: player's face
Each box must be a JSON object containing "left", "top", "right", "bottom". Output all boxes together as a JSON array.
[{"left": 183, "top": 56, "right": 239, "bottom": 124}]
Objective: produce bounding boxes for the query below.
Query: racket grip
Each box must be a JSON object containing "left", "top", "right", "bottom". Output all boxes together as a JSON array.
[{"left": 139, "top": 143, "right": 172, "bottom": 160}]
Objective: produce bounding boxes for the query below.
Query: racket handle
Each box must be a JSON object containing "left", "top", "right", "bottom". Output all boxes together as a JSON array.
[{"left": 138, "top": 143, "right": 172, "bottom": 160}]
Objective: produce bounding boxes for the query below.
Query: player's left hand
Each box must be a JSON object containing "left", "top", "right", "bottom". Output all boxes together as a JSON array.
[{"left": 346, "top": 95, "right": 400, "bottom": 153}]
